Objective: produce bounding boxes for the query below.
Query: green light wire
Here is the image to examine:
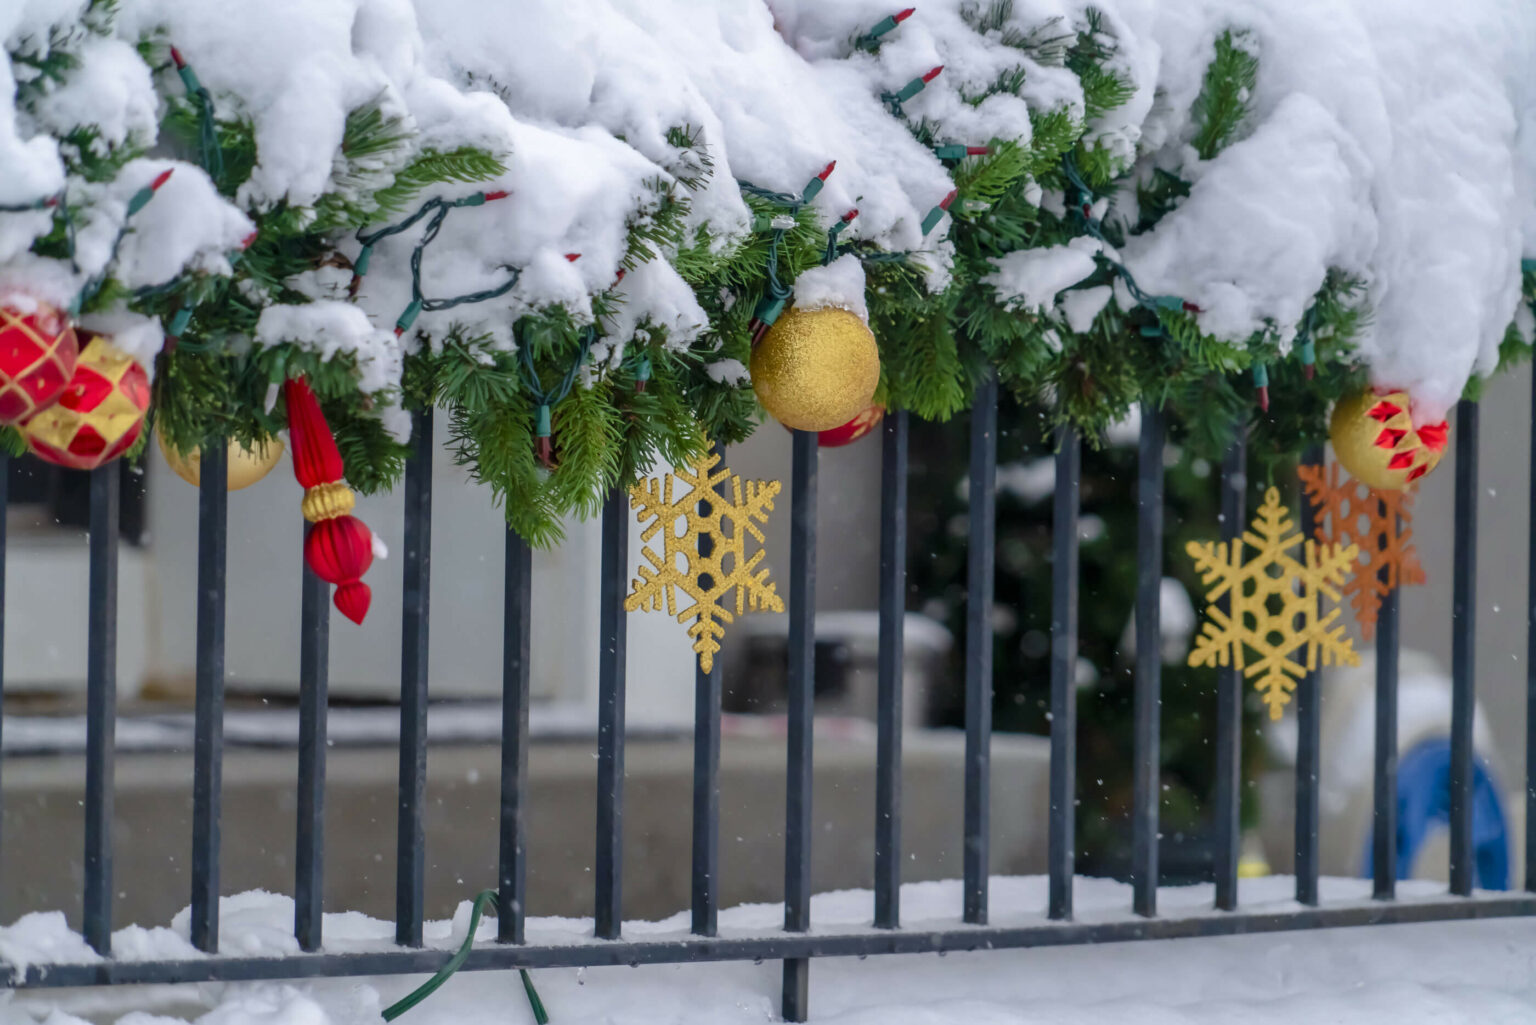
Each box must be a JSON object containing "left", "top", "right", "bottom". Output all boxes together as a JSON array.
[
  {"left": 351, "top": 192, "right": 519, "bottom": 336},
  {"left": 380, "top": 890, "right": 549, "bottom": 1024}
]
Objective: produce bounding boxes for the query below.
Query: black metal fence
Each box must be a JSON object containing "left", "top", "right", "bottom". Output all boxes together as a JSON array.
[{"left": 4, "top": 385, "right": 1534, "bottom": 1023}]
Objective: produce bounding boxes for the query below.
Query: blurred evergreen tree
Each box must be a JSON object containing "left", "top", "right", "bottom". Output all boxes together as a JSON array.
[{"left": 908, "top": 397, "right": 1274, "bottom": 881}]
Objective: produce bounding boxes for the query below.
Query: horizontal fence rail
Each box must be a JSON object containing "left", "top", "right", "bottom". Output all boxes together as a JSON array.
[
  {"left": 11, "top": 893, "right": 1536, "bottom": 989},
  {"left": 1, "top": 396, "right": 1526, "bottom": 1024}
]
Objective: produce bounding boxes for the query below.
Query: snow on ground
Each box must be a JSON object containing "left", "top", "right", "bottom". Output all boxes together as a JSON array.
[{"left": 3, "top": 876, "right": 1536, "bottom": 1024}]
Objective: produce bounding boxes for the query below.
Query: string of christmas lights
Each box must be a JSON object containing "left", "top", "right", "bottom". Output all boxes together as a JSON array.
[
  {"left": 739, "top": 160, "right": 836, "bottom": 340},
  {"left": 520, "top": 324, "right": 595, "bottom": 467}
]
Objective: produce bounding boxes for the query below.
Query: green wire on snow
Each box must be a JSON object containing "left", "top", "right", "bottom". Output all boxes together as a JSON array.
[{"left": 380, "top": 889, "right": 549, "bottom": 1024}]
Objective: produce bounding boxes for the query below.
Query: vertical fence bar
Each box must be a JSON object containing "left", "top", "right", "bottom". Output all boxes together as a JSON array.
[
  {"left": 190, "top": 445, "right": 228, "bottom": 953},
  {"left": 83, "top": 465, "right": 119, "bottom": 955},
  {"left": 295, "top": 558, "right": 330, "bottom": 951},
  {"left": 1213, "top": 426, "right": 1246, "bottom": 912},
  {"left": 0, "top": 454, "right": 9, "bottom": 916},
  {"left": 692, "top": 444, "right": 724, "bottom": 938},
  {"left": 500, "top": 528, "right": 532, "bottom": 944},
  {"left": 595, "top": 486, "right": 629, "bottom": 941},
  {"left": 1294, "top": 444, "right": 1325, "bottom": 906},
  {"left": 1373, "top": 513, "right": 1400, "bottom": 900},
  {"left": 963, "top": 377, "right": 997, "bottom": 925},
  {"left": 1132, "top": 406, "right": 1164, "bottom": 918},
  {"left": 1529, "top": 365, "right": 1536, "bottom": 892},
  {"left": 1048, "top": 426, "right": 1080, "bottom": 922},
  {"left": 397, "top": 407, "right": 432, "bottom": 947},
  {"left": 874, "top": 411, "right": 909, "bottom": 929},
  {"left": 782, "top": 429, "right": 817, "bottom": 1023},
  {"left": 1450, "top": 398, "right": 1478, "bottom": 896}
]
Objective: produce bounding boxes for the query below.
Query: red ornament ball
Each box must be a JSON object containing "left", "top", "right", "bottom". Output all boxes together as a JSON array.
[
  {"left": 0, "top": 300, "right": 79, "bottom": 425},
  {"left": 23, "top": 334, "right": 150, "bottom": 470},
  {"left": 818, "top": 403, "right": 884, "bottom": 447}
]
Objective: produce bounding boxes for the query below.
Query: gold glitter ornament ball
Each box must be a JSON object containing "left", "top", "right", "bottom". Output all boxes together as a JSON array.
[
  {"left": 751, "top": 306, "right": 880, "bottom": 432},
  {"left": 158, "top": 431, "right": 285, "bottom": 491}
]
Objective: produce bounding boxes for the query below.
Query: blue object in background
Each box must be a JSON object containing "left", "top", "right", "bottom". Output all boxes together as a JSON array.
[{"left": 1360, "top": 738, "right": 1509, "bottom": 890}]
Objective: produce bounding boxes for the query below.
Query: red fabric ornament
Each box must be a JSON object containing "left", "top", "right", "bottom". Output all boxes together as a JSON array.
[
  {"left": 817, "top": 403, "right": 884, "bottom": 448},
  {"left": 24, "top": 333, "right": 149, "bottom": 470},
  {"left": 285, "top": 376, "right": 377, "bottom": 624},
  {"left": 0, "top": 300, "right": 79, "bottom": 425},
  {"left": 305, "top": 515, "right": 374, "bottom": 624}
]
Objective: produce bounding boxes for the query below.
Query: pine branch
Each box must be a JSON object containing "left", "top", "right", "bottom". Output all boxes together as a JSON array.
[
  {"left": 371, "top": 147, "right": 507, "bottom": 221},
  {"left": 1190, "top": 30, "right": 1258, "bottom": 160}
]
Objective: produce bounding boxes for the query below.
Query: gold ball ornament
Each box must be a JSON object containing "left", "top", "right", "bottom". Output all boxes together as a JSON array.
[
  {"left": 157, "top": 431, "right": 285, "bottom": 491},
  {"left": 1329, "top": 388, "right": 1449, "bottom": 490},
  {"left": 751, "top": 306, "right": 880, "bottom": 432}
]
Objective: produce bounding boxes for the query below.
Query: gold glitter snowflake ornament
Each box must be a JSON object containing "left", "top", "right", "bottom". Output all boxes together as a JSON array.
[
  {"left": 1186, "top": 487, "right": 1361, "bottom": 719},
  {"left": 625, "top": 445, "right": 784, "bottom": 670}
]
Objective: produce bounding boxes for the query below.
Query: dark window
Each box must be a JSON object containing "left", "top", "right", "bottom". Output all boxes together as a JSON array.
[{"left": 7, "top": 455, "right": 147, "bottom": 545}]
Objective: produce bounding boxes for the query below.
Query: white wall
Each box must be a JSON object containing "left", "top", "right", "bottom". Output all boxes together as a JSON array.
[
  {"left": 1, "top": 529, "right": 152, "bottom": 695},
  {"left": 1, "top": 406, "right": 889, "bottom": 718},
  {"left": 145, "top": 414, "right": 700, "bottom": 723}
]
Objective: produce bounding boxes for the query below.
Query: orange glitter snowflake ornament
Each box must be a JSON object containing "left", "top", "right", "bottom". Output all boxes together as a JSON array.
[{"left": 1297, "top": 461, "right": 1425, "bottom": 640}]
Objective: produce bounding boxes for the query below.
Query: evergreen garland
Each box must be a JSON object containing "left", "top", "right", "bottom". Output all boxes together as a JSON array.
[{"left": 5, "top": 4, "right": 1533, "bottom": 547}]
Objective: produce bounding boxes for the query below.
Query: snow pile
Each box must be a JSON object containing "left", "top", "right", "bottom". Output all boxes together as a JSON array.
[
  {"left": 793, "top": 255, "right": 870, "bottom": 322},
  {"left": 6, "top": 0, "right": 1536, "bottom": 416},
  {"left": 1, "top": 1, "right": 253, "bottom": 360},
  {"left": 985, "top": 238, "right": 1104, "bottom": 314},
  {"left": 776, "top": 0, "right": 1536, "bottom": 422},
  {"left": 8, "top": 879, "right": 1536, "bottom": 1025},
  {"left": 1109, "top": 0, "right": 1536, "bottom": 422}
]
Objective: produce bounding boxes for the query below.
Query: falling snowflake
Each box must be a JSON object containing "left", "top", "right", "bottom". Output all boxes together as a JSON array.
[
  {"left": 1186, "top": 487, "right": 1361, "bottom": 719},
  {"left": 1297, "top": 461, "right": 1425, "bottom": 640},
  {"left": 625, "top": 445, "right": 784, "bottom": 670}
]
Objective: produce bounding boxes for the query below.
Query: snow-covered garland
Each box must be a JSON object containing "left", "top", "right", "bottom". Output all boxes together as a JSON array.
[{"left": 4, "top": 0, "right": 1536, "bottom": 543}]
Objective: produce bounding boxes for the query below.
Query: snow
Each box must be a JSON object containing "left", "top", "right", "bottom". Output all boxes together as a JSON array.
[
  {"left": 111, "top": 161, "right": 254, "bottom": 289},
  {"left": 6, "top": 878, "right": 1536, "bottom": 1025},
  {"left": 1110, "top": 0, "right": 1536, "bottom": 423},
  {"left": 1, "top": 2, "right": 253, "bottom": 338},
  {"left": 0, "top": 1, "right": 73, "bottom": 207},
  {"left": 793, "top": 255, "right": 869, "bottom": 322},
  {"left": 78, "top": 308, "right": 166, "bottom": 374},
  {"left": 1059, "top": 284, "right": 1113, "bottom": 333},
  {"left": 255, "top": 301, "right": 407, "bottom": 438},
  {"left": 255, "top": 300, "right": 403, "bottom": 397},
  {"left": 598, "top": 257, "right": 709, "bottom": 363},
  {"left": 1121, "top": 93, "right": 1378, "bottom": 348},
  {"left": 705, "top": 358, "right": 749, "bottom": 386},
  {"left": 5, "top": 0, "right": 1536, "bottom": 418},
  {"left": 984, "top": 238, "right": 1103, "bottom": 314}
]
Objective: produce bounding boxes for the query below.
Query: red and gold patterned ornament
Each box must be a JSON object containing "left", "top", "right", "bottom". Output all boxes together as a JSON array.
[
  {"left": 285, "top": 376, "right": 377, "bottom": 624},
  {"left": 0, "top": 299, "right": 79, "bottom": 425},
  {"left": 23, "top": 333, "right": 149, "bottom": 470},
  {"left": 1329, "top": 388, "right": 1448, "bottom": 491}
]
